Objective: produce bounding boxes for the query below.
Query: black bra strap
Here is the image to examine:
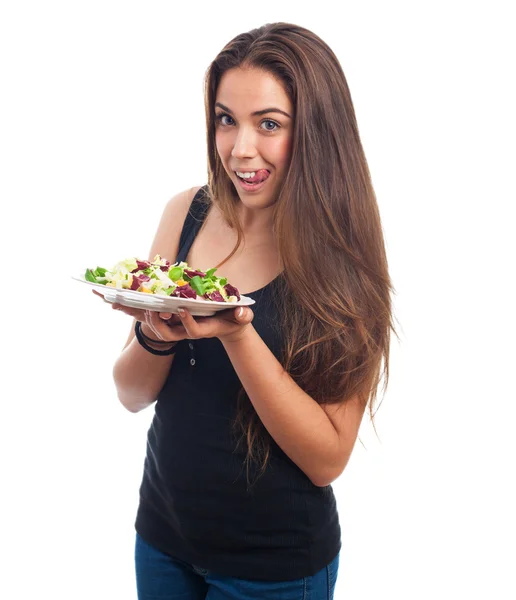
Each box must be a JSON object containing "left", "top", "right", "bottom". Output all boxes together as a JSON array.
[{"left": 176, "top": 185, "right": 210, "bottom": 264}]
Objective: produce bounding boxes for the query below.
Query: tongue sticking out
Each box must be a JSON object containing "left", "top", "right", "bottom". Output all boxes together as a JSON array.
[{"left": 243, "top": 169, "right": 270, "bottom": 184}]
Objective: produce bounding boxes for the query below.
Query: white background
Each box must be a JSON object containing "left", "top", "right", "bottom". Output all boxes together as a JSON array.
[{"left": 1, "top": 1, "right": 515, "bottom": 598}]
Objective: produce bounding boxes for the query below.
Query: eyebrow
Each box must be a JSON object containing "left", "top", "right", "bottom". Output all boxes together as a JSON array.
[{"left": 215, "top": 102, "right": 292, "bottom": 119}]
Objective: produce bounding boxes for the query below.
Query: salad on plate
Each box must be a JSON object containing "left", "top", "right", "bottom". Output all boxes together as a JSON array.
[{"left": 84, "top": 254, "right": 242, "bottom": 304}]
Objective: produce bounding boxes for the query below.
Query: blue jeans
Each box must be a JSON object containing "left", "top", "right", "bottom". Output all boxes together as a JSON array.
[{"left": 135, "top": 533, "right": 339, "bottom": 600}]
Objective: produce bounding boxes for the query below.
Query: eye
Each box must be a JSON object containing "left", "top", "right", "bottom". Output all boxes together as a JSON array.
[
  {"left": 215, "top": 113, "right": 234, "bottom": 126},
  {"left": 260, "top": 119, "right": 280, "bottom": 132}
]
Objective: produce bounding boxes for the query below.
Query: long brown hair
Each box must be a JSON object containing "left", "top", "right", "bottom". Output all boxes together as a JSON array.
[{"left": 200, "top": 22, "right": 399, "bottom": 489}]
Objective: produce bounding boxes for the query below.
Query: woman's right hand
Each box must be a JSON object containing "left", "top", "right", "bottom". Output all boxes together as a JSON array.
[{"left": 92, "top": 289, "right": 183, "bottom": 342}]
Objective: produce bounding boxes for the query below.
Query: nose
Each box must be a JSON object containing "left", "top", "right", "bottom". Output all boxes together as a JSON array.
[{"left": 231, "top": 127, "right": 258, "bottom": 160}]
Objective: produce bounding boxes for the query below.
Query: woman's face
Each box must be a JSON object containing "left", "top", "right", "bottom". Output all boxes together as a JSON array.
[{"left": 215, "top": 67, "right": 294, "bottom": 209}]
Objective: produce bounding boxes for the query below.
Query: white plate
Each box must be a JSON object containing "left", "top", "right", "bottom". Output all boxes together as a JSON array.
[{"left": 72, "top": 274, "right": 255, "bottom": 317}]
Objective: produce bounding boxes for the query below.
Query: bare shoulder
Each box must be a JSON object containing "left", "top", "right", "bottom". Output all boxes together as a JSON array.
[
  {"left": 149, "top": 185, "right": 204, "bottom": 263},
  {"left": 120, "top": 185, "right": 203, "bottom": 352}
]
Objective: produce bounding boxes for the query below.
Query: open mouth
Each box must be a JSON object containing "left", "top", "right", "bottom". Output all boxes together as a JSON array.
[{"left": 235, "top": 170, "right": 271, "bottom": 186}]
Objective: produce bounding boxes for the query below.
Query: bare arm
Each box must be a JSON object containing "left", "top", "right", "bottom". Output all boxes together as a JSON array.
[
  {"left": 112, "top": 185, "right": 202, "bottom": 413},
  {"left": 220, "top": 324, "right": 368, "bottom": 487}
]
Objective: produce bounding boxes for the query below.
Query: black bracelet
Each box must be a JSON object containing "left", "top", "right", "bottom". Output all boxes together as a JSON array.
[
  {"left": 137, "top": 320, "right": 175, "bottom": 344},
  {"left": 134, "top": 321, "right": 178, "bottom": 356}
]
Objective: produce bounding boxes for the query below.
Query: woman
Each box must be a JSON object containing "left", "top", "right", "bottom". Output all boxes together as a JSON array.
[{"left": 96, "top": 22, "right": 397, "bottom": 600}]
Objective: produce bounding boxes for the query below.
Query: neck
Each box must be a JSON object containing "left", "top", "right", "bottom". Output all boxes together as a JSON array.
[{"left": 235, "top": 201, "right": 275, "bottom": 238}]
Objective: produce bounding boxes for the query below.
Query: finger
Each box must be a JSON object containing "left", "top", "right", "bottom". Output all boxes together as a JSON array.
[
  {"left": 177, "top": 308, "right": 196, "bottom": 338},
  {"left": 111, "top": 303, "right": 143, "bottom": 320},
  {"left": 147, "top": 309, "right": 185, "bottom": 338},
  {"left": 92, "top": 289, "right": 110, "bottom": 303},
  {"left": 158, "top": 312, "right": 182, "bottom": 328},
  {"left": 145, "top": 310, "right": 188, "bottom": 342},
  {"left": 111, "top": 302, "right": 126, "bottom": 312},
  {"left": 235, "top": 307, "right": 254, "bottom": 323},
  {"left": 219, "top": 306, "right": 254, "bottom": 324}
]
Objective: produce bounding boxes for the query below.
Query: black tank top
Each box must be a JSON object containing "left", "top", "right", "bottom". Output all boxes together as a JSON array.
[{"left": 134, "top": 186, "right": 341, "bottom": 581}]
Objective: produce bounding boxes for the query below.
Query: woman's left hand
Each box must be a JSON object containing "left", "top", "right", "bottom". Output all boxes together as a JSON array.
[
  {"left": 113, "top": 300, "right": 254, "bottom": 344},
  {"left": 172, "top": 305, "right": 254, "bottom": 343}
]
